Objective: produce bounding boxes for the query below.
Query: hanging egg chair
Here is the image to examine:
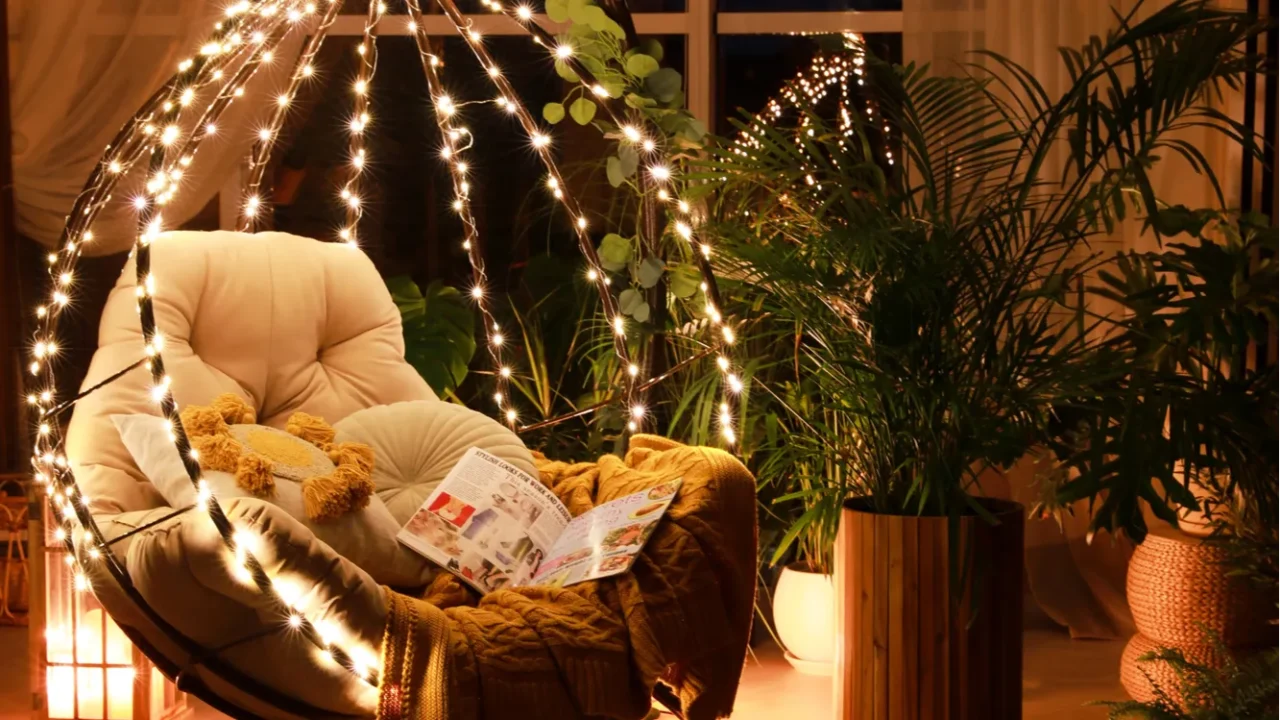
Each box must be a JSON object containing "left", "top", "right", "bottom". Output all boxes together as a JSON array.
[{"left": 24, "top": 1, "right": 755, "bottom": 717}]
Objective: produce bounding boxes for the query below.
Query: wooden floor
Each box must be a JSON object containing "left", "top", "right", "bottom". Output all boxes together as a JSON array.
[{"left": 0, "top": 604, "right": 1127, "bottom": 719}]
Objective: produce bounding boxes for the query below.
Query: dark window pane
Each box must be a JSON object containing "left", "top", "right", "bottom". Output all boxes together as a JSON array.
[
  {"left": 715, "top": 32, "right": 900, "bottom": 136},
  {"left": 718, "top": 0, "right": 901, "bottom": 10}
]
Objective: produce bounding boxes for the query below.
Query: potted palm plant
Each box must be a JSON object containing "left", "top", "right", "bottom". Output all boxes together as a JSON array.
[{"left": 705, "top": 2, "right": 1264, "bottom": 717}]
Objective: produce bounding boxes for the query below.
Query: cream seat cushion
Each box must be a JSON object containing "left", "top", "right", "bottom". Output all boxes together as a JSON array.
[
  {"left": 65, "top": 231, "right": 437, "bottom": 718},
  {"left": 332, "top": 400, "right": 538, "bottom": 526}
]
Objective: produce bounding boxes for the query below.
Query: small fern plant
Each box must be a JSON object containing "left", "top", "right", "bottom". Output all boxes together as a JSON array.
[{"left": 1098, "top": 631, "right": 1278, "bottom": 720}]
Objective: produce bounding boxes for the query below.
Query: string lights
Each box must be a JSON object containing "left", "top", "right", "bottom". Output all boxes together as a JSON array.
[
  {"left": 24, "top": 0, "right": 755, "bottom": 704},
  {"left": 28, "top": 0, "right": 380, "bottom": 690},
  {"left": 436, "top": 0, "right": 747, "bottom": 441}
]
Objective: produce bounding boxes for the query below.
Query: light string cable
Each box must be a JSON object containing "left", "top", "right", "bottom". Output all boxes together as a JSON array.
[
  {"left": 240, "top": 0, "right": 346, "bottom": 230},
  {"left": 30, "top": 0, "right": 298, "bottom": 571},
  {"left": 29, "top": 0, "right": 382, "bottom": 688},
  {"left": 132, "top": 2, "right": 382, "bottom": 687},
  {"left": 440, "top": 0, "right": 746, "bottom": 443},
  {"left": 403, "top": 0, "right": 521, "bottom": 429},
  {"left": 431, "top": 0, "right": 642, "bottom": 432},
  {"left": 27, "top": 0, "right": 307, "bottom": 672},
  {"left": 334, "top": 0, "right": 386, "bottom": 247}
]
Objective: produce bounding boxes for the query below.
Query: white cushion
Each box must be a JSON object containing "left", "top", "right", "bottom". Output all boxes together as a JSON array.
[
  {"left": 66, "top": 230, "right": 437, "bottom": 516},
  {"left": 112, "top": 412, "right": 435, "bottom": 588},
  {"left": 333, "top": 400, "right": 537, "bottom": 526}
]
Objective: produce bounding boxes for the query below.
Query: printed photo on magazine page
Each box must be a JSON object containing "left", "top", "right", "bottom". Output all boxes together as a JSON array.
[
  {"left": 528, "top": 478, "right": 682, "bottom": 588},
  {"left": 398, "top": 447, "right": 683, "bottom": 593},
  {"left": 397, "top": 448, "right": 570, "bottom": 592}
]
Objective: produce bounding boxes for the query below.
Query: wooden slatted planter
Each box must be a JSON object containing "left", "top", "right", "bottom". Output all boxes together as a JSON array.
[{"left": 833, "top": 498, "right": 1024, "bottom": 720}]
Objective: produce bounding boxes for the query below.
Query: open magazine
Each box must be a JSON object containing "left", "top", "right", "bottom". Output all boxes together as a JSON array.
[{"left": 397, "top": 447, "right": 682, "bottom": 593}]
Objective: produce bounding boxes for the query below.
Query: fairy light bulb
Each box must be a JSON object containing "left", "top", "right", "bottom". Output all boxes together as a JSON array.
[
  {"left": 649, "top": 165, "right": 671, "bottom": 181},
  {"left": 516, "top": 5, "right": 533, "bottom": 19},
  {"left": 506, "top": 409, "right": 518, "bottom": 423},
  {"left": 613, "top": 316, "right": 625, "bottom": 335},
  {"left": 471, "top": 286, "right": 483, "bottom": 299},
  {"left": 622, "top": 126, "right": 641, "bottom": 142},
  {"left": 499, "top": 366, "right": 512, "bottom": 378},
  {"left": 555, "top": 44, "right": 573, "bottom": 59},
  {"left": 532, "top": 133, "right": 550, "bottom": 149}
]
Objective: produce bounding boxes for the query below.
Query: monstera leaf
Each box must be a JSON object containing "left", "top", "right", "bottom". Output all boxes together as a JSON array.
[{"left": 386, "top": 276, "right": 476, "bottom": 396}]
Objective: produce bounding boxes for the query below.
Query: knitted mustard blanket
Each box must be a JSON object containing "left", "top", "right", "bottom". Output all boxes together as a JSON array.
[{"left": 376, "top": 435, "right": 758, "bottom": 720}]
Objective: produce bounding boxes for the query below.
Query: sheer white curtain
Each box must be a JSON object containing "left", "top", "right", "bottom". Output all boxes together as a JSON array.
[
  {"left": 8, "top": 1, "right": 301, "bottom": 255},
  {"left": 904, "top": 0, "right": 1248, "bottom": 640}
]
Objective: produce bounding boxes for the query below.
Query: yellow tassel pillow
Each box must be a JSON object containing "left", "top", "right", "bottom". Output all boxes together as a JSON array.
[{"left": 112, "top": 393, "right": 436, "bottom": 588}]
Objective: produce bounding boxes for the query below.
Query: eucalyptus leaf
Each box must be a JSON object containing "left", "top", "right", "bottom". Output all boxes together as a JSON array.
[
  {"left": 624, "top": 93, "right": 657, "bottom": 109},
  {"left": 638, "top": 38, "right": 664, "bottom": 63},
  {"left": 601, "top": 79, "right": 625, "bottom": 98},
  {"left": 618, "top": 144, "right": 638, "bottom": 177},
  {"left": 669, "top": 264, "right": 700, "bottom": 298},
  {"left": 680, "top": 116, "right": 707, "bottom": 142},
  {"left": 606, "top": 156, "right": 625, "bottom": 188},
  {"left": 631, "top": 302, "right": 651, "bottom": 323},
  {"left": 618, "top": 288, "right": 644, "bottom": 315},
  {"left": 567, "top": 0, "right": 593, "bottom": 23},
  {"left": 598, "top": 233, "right": 632, "bottom": 271},
  {"left": 581, "top": 5, "right": 612, "bottom": 33},
  {"left": 554, "top": 59, "right": 579, "bottom": 83},
  {"left": 542, "top": 102, "right": 566, "bottom": 124},
  {"left": 569, "top": 97, "right": 597, "bottom": 125},
  {"left": 626, "top": 53, "right": 660, "bottom": 79},
  {"left": 545, "top": 0, "right": 569, "bottom": 22},
  {"left": 600, "top": 16, "right": 626, "bottom": 40},
  {"left": 638, "top": 257, "right": 665, "bottom": 288},
  {"left": 645, "top": 67, "right": 682, "bottom": 103}
]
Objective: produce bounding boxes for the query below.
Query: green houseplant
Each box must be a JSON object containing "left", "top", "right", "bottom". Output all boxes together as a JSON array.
[{"left": 704, "top": 2, "right": 1265, "bottom": 716}]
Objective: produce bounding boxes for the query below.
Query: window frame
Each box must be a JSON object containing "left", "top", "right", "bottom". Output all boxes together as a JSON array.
[{"left": 213, "top": 2, "right": 904, "bottom": 225}]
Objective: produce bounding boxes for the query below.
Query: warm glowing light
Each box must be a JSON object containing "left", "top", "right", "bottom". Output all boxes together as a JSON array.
[{"left": 555, "top": 44, "right": 573, "bottom": 60}]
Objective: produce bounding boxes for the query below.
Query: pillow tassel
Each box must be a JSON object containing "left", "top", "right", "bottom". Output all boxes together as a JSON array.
[
  {"left": 193, "top": 434, "right": 243, "bottom": 474},
  {"left": 287, "top": 411, "right": 336, "bottom": 449},
  {"left": 180, "top": 406, "right": 229, "bottom": 438},
  {"left": 302, "top": 472, "right": 353, "bottom": 522},
  {"left": 328, "top": 441, "right": 376, "bottom": 475},
  {"left": 212, "top": 392, "right": 257, "bottom": 425},
  {"left": 235, "top": 452, "right": 276, "bottom": 497}
]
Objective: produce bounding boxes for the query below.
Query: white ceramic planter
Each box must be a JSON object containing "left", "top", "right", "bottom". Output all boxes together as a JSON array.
[{"left": 772, "top": 563, "right": 835, "bottom": 675}]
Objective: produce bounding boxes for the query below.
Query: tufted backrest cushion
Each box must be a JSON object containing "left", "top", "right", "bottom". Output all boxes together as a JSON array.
[{"left": 67, "top": 231, "right": 436, "bottom": 515}]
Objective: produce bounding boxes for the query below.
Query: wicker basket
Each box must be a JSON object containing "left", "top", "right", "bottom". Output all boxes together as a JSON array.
[
  {"left": 1119, "top": 632, "right": 1229, "bottom": 703},
  {"left": 1126, "top": 530, "right": 1273, "bottom": 647}
]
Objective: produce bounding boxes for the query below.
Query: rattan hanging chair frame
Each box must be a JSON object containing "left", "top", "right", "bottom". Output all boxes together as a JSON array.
[{"left": 23, "top": 0, "right": 745, "bottom": 716}]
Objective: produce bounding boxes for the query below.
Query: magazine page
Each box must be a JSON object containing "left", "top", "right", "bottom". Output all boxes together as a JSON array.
[
  {"left": 397, "top": 448, "right": 571, "bottom": 592},
  {"left": 526, "top": 478, "right": 682, "bottom": 589}
]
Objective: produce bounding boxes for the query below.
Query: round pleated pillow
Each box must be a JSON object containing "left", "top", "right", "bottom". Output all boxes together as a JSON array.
[{"left": 332, "top": 400, "right": 537, "bottom": 526}]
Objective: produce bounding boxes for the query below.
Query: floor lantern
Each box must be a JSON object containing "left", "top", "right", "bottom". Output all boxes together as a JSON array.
[{"left": 36, "top": 504, "right": 191, "bottom": 720}]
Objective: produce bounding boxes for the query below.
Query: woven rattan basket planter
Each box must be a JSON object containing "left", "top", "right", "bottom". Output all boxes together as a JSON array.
[
  {"left": 1119, "top": 632, "right": 1229, "bottom": 703},
  {"left": 1126, "top": 530, "right": 1272, "bottom": 647}
]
